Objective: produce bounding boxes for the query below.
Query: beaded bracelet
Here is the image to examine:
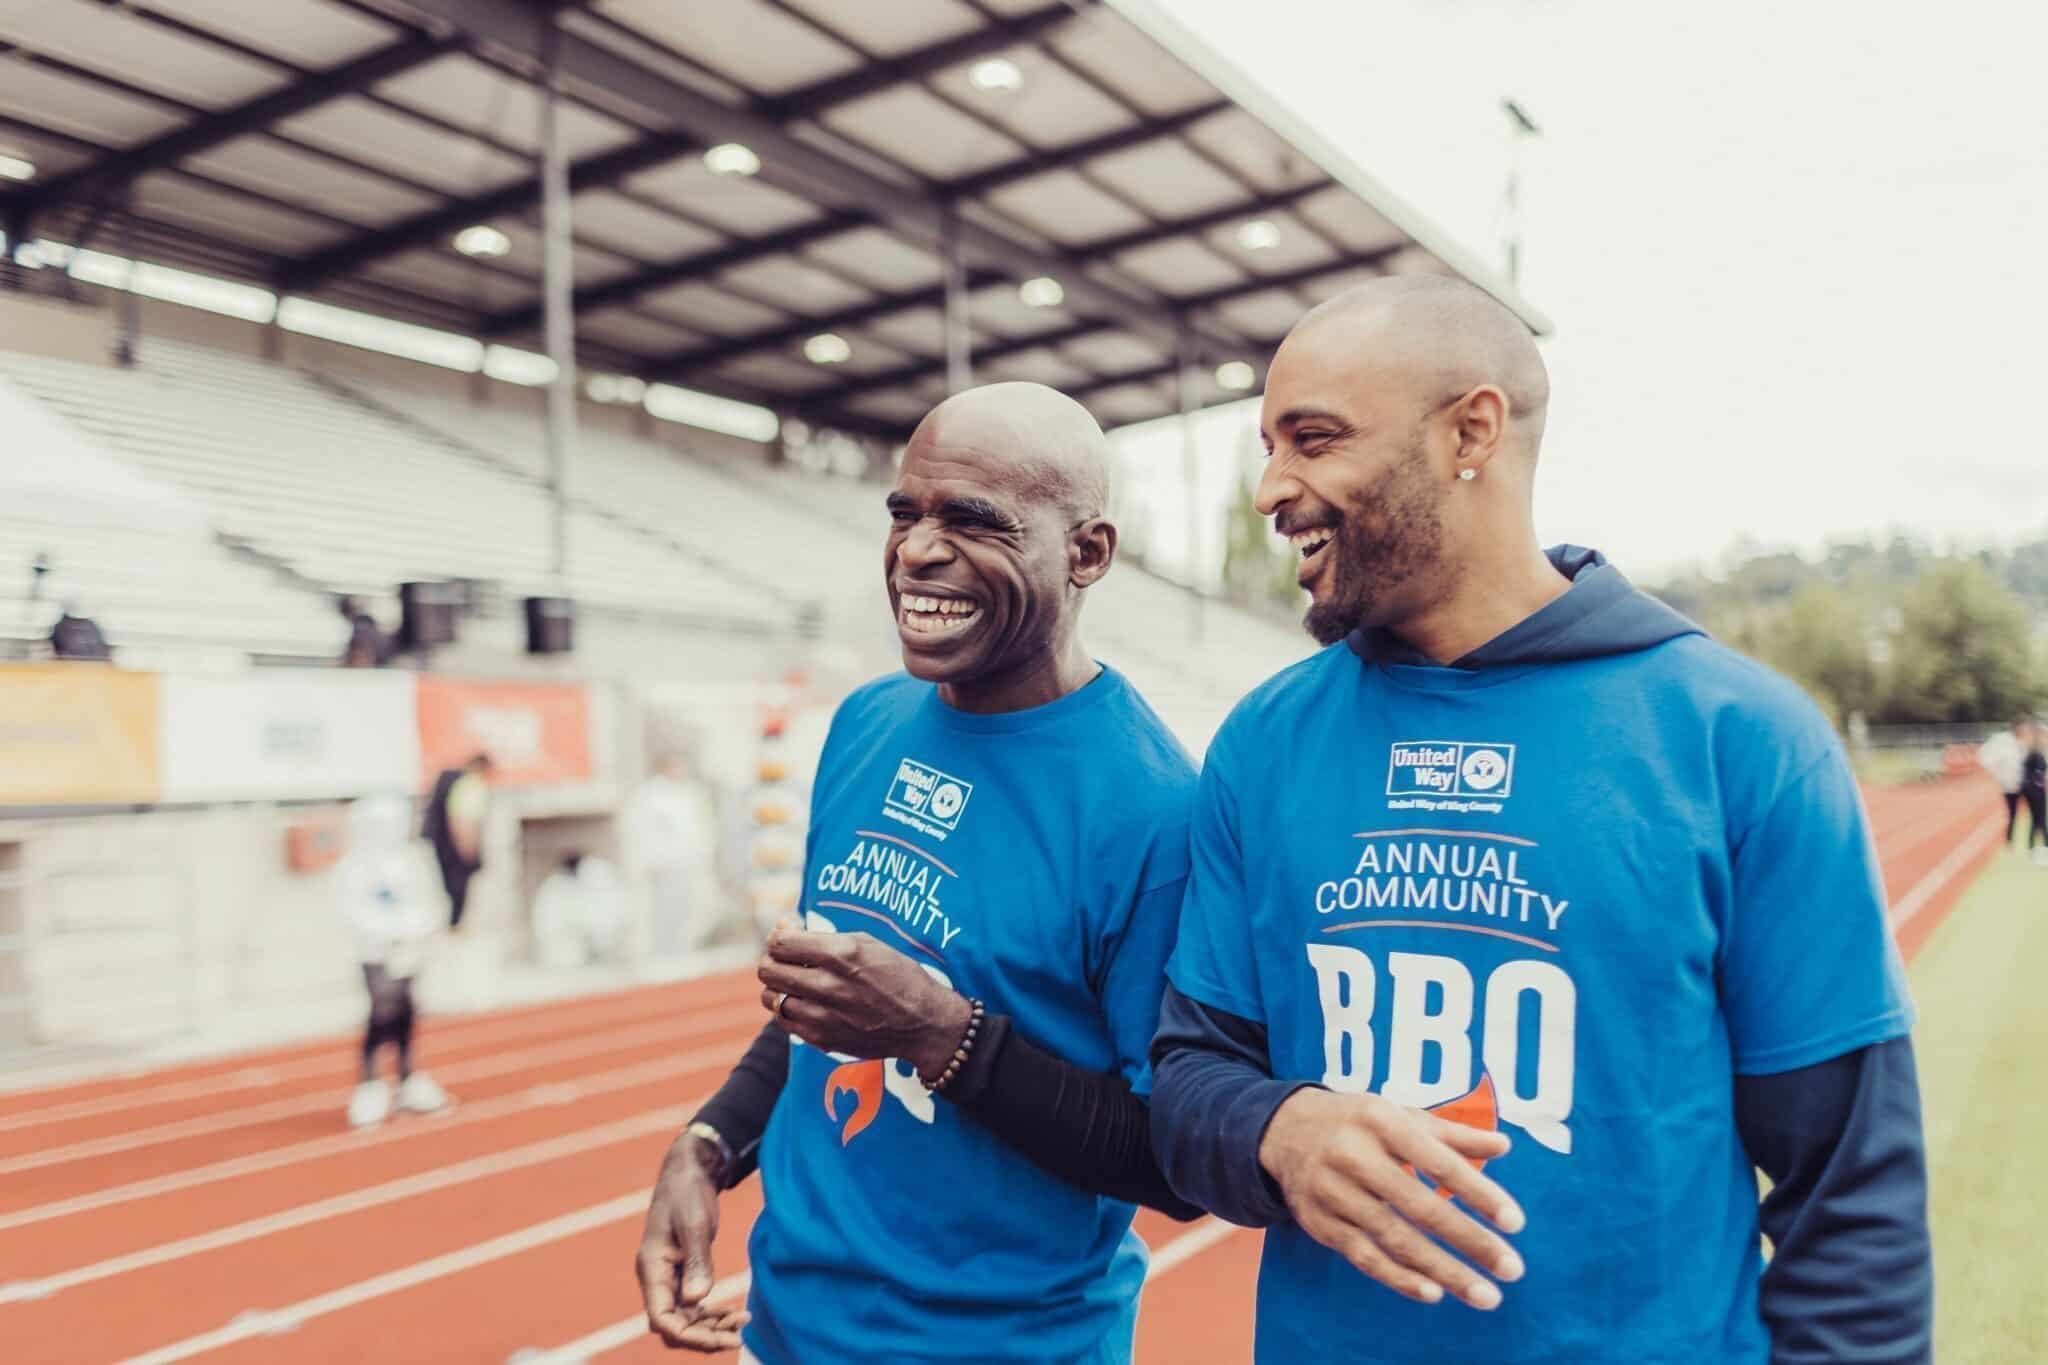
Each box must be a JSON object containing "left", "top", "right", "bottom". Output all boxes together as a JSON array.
[{"left": 924, "top": 997, "right": 985, "bottom": 1094}]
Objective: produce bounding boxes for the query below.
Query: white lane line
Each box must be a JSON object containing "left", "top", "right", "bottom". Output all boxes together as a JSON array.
[
  {"left": 0, "top": 986, "right": 727, "bottom": 1136},
  {"left": 113, "top": 1191, "right": 655, "bottom": 1365},
  {"left": 0, "top": 1102, "right": 700, "bottom": 1305},
  {"left": 1145, "top": 1216, "right": 1240, "bottom": 1277},
  {"left": 1890, "top": 819, "right": 2001, "bottom": 931},
  {"left": 0, "top": 1032, "right": 751, "bottom": 1232},
  {"left": 0, "top": 1001, "right": 750, "bottom": 1177},
  {"left": 538, "top": 1217, "right": 1243, "bottom": 1363}
]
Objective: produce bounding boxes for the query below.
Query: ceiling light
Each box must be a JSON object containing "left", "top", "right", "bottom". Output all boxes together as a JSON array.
[
  {"left": 1236, "top": 218, "right": 1282, "bottom": 251},
  {"left": 453, "top": 224, "right": 511, "bottom": 259},
  {"left": 0, "top": 154, "right": 35, "bottom": 183},
  {"left": 1018, "top": 276, "right": 1064, "bottom": 309},
  {"left": 803, "top": 332, "right": 851, "bottom": 365},
  {"left": 969, "top": 58, "right": 1024, "bottom": 93},
  {"left": 703, "top": 142, "right": 761, "bottom": 177},
  {"left": 586, "top": 374, "right": 647, "bottom": 405},
  {"left": 1215, "top": 360, "right": 1257, "bottom": 392}
]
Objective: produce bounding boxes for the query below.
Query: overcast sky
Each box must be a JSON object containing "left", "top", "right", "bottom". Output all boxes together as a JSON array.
[{"left": 1114, "top": 0, "right": 2046, "bottom": 584}]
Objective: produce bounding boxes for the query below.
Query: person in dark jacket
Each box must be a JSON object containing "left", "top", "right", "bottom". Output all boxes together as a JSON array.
[
  {"left": 421, "top": 752, "right": 492, "bottom": 928},
  {"left": 49, "top": 602, "right": 112, "bottom": 661},
  {"left": 1149, "top": 276, "right": 1931, "bottom": 1364},
  {"left": 2021, "top": 719, "right": 2047, "bottom": 862}
]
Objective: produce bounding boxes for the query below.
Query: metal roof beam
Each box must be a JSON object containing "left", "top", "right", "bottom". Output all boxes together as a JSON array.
[
  {"left": 756, "top": 4, "right": 1078, "bottom": 120},
  {"left": 387, "top": 0, "right": 1241, "bottom": 361},
  {"left": 12, "top": 33, "right": 460, "bottom": 229},
  {"left": 806, "top": 252, "right": 1399, "bottom": 403},
  {"left": 276, "top": 133, "right": 691, "bottom": 291},
  {"left": 806, "top": 318, "right": 1116, "bottom": 406},
  {"left": 277, "top": 2, "right": 1079, "bottom": 302},
  {"left": 652, "top": 268, "right": 1008, "bottom": 378},
  {"left": 629, "top": 183, "right": 1335, "bottom": 377},
  {"left": 939, "top": 100, "right": 1227, "bottom": 199},
  {"left": 483, "top": 105, "right": 1251, "bottom": 341},
  {"left": 484, "top": 209, "right": 871, "bottom": 333}
]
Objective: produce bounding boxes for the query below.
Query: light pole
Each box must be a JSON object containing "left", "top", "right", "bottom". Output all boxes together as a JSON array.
[{"left": 1501, "top": 98, "right": 1541, "bottom": 287}]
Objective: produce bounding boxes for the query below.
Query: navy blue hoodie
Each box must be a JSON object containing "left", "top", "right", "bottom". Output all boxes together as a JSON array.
[{"left": 1150, "top": 547, "right": 1931, "bottom": 1364}]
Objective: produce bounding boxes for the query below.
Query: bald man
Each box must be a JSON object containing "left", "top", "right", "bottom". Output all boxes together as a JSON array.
[
  {"left": 1150, "top": 278, "right": 1930, "bottom": 1363},
  {"left": 638, "top": 383, "right": 1199, "bottom": 1364}
]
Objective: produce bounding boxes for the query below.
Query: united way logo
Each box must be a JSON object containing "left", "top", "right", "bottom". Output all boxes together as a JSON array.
[
  {"left": 1387, "top": 741, "right": 1516, "bottom": 800},
  {"left": 884, "top": 757, "right": 973, "bottom": 835}
]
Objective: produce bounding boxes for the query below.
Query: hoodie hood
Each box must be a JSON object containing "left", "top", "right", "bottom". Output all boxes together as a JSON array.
[{"left": 1348, "top": 545, "right": 1703, "bottom": 669}]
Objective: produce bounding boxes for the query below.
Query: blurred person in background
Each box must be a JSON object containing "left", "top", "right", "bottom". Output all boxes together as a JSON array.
[
  {"left": 624, "top": 748, "right": 723, "bottom": 956},
  {"left": 334, "top": 794, "right": 451, "bottom": 1128},
  {"left": 421, "top": 752, "right": 492, "bottom": 928},
  {"left": 337, "top": 595, "right": 390, "bottom": 668},
  {"left": 2021, "top": 720, "right": 2047, "bottom": 863},
  {"left": 1978, "top": 717, "right": 2028, "bottom": 847},
  {"left": 533, "top": 851, "right": 629, "bottom": 968},
  {"left": 48, "top": 600, "right": 112, "bottom": 661}
]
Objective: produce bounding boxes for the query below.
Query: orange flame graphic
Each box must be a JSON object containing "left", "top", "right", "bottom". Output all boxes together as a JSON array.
[
  {"left": 1408, "top": 1072, "right": 1499, "bottom": 1199},
  {"left": 824, "top": 1059, "right": 884, "bottom": 1146}
]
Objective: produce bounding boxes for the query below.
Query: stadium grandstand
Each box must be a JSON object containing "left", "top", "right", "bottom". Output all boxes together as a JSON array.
[{"left": 0, "top": 0, "right": 1539, "bottom": 1055}]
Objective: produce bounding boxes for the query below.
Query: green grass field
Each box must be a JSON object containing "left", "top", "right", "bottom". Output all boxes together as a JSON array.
[{"left": 1915, "top": 848, "right": 2048, "bottom": 1362}]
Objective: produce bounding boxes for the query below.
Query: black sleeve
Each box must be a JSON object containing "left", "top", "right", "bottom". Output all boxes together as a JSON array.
[
  {"left": 1148, "top": 982, "right": 1314, "bottom": 1228},
  {"left": 690, "top": 1019, "right": 791, "bottom": 1188},
  {"left": 944, "top": 1012, "right": 1202, "bottom": 1220},
  {"left": 1734, "top": 1036, "right": 1933, "bottom": 1364}
]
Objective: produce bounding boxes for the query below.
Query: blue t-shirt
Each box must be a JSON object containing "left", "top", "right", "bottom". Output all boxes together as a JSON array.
[
  {"left": 1168, "top": 636, "right": 1913, "bottom": 1365},
  {"left": 744, "top": 666, "right": 1196, "bottom": 1365}
]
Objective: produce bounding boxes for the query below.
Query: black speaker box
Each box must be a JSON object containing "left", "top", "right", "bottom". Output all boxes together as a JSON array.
[
  {"left": 399, "top": 581, "right": 461, "bottom": 649},
  {"left": 525, "top": 595, "right": 575, "bottom": 655}
]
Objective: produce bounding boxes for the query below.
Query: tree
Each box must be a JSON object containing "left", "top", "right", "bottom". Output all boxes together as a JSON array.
[
  {"left": 1758, "top": 583, "right": 1881, "bottom": 726},
  {"left": 1219, "top": 444, "right": 1302, "bottom": 612},
  {"left": 1879, "top": 561, "right": 2039, "bottom": 723}
]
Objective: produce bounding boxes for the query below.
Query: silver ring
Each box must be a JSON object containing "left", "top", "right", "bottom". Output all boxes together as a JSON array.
[{"left": 773, "top": 991, "right": 790, "bottom": 1018}]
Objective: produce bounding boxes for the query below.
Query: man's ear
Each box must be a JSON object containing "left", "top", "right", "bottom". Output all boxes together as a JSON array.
[
  {"left": 1451, "top": 384, "right": 1509, "bottom": 476},
  {"left": 1069, "top": 517, "right": 1117, "bottom": 589}
]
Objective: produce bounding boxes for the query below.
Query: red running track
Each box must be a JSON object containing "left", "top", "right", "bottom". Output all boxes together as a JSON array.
[{"left": 0, "top": 776, "right": 2000, "bottom": 1364}]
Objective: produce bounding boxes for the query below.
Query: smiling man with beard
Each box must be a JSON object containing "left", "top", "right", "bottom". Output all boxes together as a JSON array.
[
  {"left": 637, "top": 382, "right": 1201, "bottom": 1364},
  {"left": 1149, "top": 276, "right": 1931, "bottom": 1363}
]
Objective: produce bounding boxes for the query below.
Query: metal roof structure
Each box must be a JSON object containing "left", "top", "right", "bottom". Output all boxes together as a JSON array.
[{"left": 0, "top": 0, "right": 1548, "bottom": 441}]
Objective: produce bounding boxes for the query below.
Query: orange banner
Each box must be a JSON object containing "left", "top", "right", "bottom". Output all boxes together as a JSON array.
[
  {"left": 415, "top": 677, "right": 593, "bottom": 788},
  {"left": 0, "top": 663, "right": 160, "bottom": 805}
]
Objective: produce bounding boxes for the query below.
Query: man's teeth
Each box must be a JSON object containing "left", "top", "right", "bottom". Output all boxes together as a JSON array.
[
  {"left": 900, "top": 596, "right": 981, "bottom": 633},
  {"left": 1288, "top": 527, "right": 1336, "bottom": 557}
]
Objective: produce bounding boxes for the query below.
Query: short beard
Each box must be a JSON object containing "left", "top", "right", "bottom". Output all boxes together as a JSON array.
[{"left": 1301, "top": 432, "right": 1446, "bottom": 646}]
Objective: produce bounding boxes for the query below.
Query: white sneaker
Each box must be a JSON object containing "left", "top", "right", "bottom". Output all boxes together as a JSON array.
[
  {"left": 397, "top": 1071, "right": 450, "bottom": 1115},
  {"left": 2032, "top": 849, "right": 2048, "bottom": 866},
  {"left": 348, "top": 1079, "right": 392, "bottom": 1129}
]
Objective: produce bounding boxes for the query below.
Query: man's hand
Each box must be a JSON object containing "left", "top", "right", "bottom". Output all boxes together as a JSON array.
[
  {"left": 1259, "top": 1087, "right": 1527, "bottom": 1310},
  {"left": 636, "top": 1131, "right": 747, "bottom": 1351},
  {"left": 757, "top": 924, "right": 971, "bottom": 1083}
]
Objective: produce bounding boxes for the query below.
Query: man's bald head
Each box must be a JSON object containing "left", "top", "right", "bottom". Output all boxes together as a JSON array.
[
  {"left": 909, "top": 381, "right": 1111, "bottom": 520},
  {"left": 1255, "top": 276, "right": 1552, "bottom": 645},
  {"left": 885, "top": 382, "right": 1119, "bottom": 706},
  {"left": 1286, "top": 275, "right": 1550, "bottom": 451}
]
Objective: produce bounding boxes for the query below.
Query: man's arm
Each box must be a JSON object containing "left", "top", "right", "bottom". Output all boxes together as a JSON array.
[
  {"left": 1716, "top": 725, "right": 1926, "bottom": 1361},
  {"left": 1153, "top": 750, "right": 1524, "bottom": 1310},
  {"left": 689, "top": 1019, "right": 792, "bottom": 1188},
  {"left": 1148, "top": 983, "right": 1312, "bottom": 1228},
  {"left": 1735, "top": 1038, "right": 1932, "bottom": 1364},
  {"left": 1150, "top": 984, "right": 1524, "bottom": 1309},
  {"left": 636, "top": 1024, "right": 787, "bottom": 1352},
  {"left": 759, "top": 926, "right": 1199, "bottom": 1216}
]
